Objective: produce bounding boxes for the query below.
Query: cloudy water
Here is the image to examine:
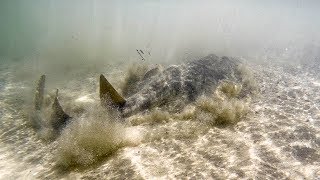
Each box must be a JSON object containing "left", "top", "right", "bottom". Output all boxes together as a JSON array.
[{"left": 0, "top": 0, "right": 320, "bottom": 179}]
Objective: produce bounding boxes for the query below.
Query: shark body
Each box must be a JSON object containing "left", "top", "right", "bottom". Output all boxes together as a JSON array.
[
  {"left": 32, "top": 54, "right": 243, "bottom": 138},
  {"left": 101, "top": 54, "right": 242, "bottom": 116}
]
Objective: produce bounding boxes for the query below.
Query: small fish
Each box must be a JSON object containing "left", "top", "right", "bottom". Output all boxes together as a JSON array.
[{"left": 136, "top": 49, "right": 145, "bottom": 61}]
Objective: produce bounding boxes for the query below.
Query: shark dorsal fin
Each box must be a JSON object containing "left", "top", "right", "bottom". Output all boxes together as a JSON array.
[
  {"left": 52, "top": 89, "right": 68, "bottom": 118},
  {"left": 34, "top": 75, "right": 46, "bottom": 110},
  {"left": 50, "top": 89, "right": 70, "bottom": 131},
  {"left": 100, "top": 74, "right": 126, "bottom": 108}
]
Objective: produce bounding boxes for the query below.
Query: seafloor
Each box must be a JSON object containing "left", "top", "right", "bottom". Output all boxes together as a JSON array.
[{"left": 0, "top": 59, "right": 319, "bottom": 179}]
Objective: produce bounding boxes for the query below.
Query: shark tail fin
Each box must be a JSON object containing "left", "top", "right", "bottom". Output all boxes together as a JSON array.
[
  {"left": 34, "top": 75, "right": 46, "bottom": 110},
  {"left": 100, "top": 74, "right": 126, "bottom": 108},
  {"left": 50, "top": 89, "right": 70, "bottom": 131}
]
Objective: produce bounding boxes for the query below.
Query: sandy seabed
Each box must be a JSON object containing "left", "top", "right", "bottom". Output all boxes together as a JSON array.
[{"left": 0, "top": 59, "right": 319, "bottom": 179}]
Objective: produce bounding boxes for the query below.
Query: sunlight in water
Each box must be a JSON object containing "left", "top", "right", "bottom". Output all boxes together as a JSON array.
[{"left": 0, "top": 0, "right": 319, "bottom": 179}]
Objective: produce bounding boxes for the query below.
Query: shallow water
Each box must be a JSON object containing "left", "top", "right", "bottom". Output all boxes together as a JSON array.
[
  {"left": 0, "top": 58, "right": 319, "bottom": 179},
  {"left": 1, "top": 0, "right": 320, "bottom": 179}
]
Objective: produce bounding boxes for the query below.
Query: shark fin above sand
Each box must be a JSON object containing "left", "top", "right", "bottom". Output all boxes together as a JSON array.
[
  {"left": 34, "top": 75, "right": 46, "bottom": 110},
  {"left": 33, "top": 75, "right": 70, "bottom": 132},
  {"left": 50, "top": 89, "right": 70, "bottom": 131},
  {"left": 100, "top": 74, "right": 126, "bottom": 108}
]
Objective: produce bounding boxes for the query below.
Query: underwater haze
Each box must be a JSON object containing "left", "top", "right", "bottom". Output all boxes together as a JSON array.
[
  {"left": 0, "top": 0, "right": 320, "bottom": 179},
  {"left": 1, "top": 0, "right": 320, "bottom": 63}
]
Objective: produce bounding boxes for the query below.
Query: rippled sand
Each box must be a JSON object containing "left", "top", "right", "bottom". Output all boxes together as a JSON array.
[{"left": 0, "top": 60, "right": 319, "bottom": 179}]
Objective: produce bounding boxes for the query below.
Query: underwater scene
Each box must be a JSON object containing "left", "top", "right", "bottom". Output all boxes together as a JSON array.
[{"left": 0, "top": 0, "right": 320, "bottom": 179}]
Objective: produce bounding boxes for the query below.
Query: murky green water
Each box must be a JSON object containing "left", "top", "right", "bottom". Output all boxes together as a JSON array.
[{"left": 1, "top": 1, "right": 320, "bottom": 179}]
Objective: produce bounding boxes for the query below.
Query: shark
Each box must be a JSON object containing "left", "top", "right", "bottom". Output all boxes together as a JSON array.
[
  {"left": 30, "top": 75, "right": 71, "bottom": 136},
  {"left": 31, "top": 54, "right": 245, "bottom": 136}
]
